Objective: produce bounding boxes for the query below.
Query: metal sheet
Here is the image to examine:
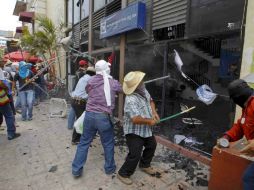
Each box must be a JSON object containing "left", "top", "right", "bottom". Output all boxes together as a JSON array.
[
  {"left": 100, "top": 2, "right": 146, "bottom": 39},
  {"left": 188, "top": 0, "right": 245, "bottom": 37},
  {"left": 152, "top": 0, "right": 187, "bottom": 30}
]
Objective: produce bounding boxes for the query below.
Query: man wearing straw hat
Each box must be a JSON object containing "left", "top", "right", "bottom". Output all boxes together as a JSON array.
[
  {"left": 72, "top": 60, "right": 122, "bottom": 177},
  {"left": 117, "top": 71, "right": 160, "bottom": 185}
]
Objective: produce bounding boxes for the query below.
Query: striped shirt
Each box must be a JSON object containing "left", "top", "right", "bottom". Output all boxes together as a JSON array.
[{"left": 123, "top": 90, "right": 153, "bottom": 138}]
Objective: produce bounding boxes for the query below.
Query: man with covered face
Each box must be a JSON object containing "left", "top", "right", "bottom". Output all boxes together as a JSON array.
[
  {"left": 218, "top": 79, "right": 254, "bottom": 190},
  {"left": 117, "top": 71, "right": 160, "bottom": 185},
  {"left": 72, "top": 60, "right": 122, "bottom": 177}
]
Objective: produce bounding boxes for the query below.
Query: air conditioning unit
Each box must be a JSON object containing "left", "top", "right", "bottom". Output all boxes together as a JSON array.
[{"left": 68, "top": 75, "right": 76, "bottom": 95}]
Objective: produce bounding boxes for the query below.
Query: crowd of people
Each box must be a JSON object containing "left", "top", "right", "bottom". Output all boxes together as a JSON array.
[
  {"left": 1, "top": 56, "right": 254, "bottom": 189},
  {"left": 67, "top": 59, "right": 254, "bottom": 189},
  {"left": 66, "top": 59, "right": 161, "bottom": 185},
  {"left": 0, "top": 59, "right": 48, "bottom": 140}
]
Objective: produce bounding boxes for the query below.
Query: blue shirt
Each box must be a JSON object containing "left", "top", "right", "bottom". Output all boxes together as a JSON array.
[{"left": 71, "top": 74, "right": 91, "bottom": 99}]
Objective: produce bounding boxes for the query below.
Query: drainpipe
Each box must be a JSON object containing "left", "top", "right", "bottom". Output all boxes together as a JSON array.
[
  {"left": 118, "top": 0, "right": 127, "bottom": 120},
  {"left": 88, "top": 0, "right": 93, "bottom": 55},
  {"left": 79, "top": 0, "right": 82, "bottom": 51}
]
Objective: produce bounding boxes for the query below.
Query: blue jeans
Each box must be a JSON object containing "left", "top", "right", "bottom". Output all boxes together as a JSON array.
[
  {"left": 15, "top": 95, "right": 21, "bottom": 110},
  {"left": 67, "top": 107, "right": 76, "bottom": 129},
  {"left": 0, "top": 103, "right": 16, "bottom": 138},
  {"left": 243, "top": 162, "right": 254, "bottom": 190},
  {"left": 72, "top": 112, "right": 116, "bottom": 176},
  {"left": 19, "top": 90, "right": 34, "bottom": 120}
]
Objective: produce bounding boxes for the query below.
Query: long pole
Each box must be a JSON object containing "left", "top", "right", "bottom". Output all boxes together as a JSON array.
[
  {"left": 18, "top": 54, "right": 71, "bottom": 91},
  {"left": 157, "top": 106, "right": 196, "bottom": 124},
  {"left": 144, "top": 75, "right": 171, "bottom": 84},
  {"left": 118, "top": 0, "right": 127, "bottom": 120}
]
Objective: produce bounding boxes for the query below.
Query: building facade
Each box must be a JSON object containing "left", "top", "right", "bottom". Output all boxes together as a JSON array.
[
  {"left": 66, "top": 0, "right": 247, "bottom": 154},
  {"left": 13, "top": 0, "right": 66, "bottom": 79}
]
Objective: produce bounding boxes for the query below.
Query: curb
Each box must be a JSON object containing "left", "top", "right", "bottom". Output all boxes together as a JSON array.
[{"left": 155, "top": 135, "right": 211, "bottom": 166}]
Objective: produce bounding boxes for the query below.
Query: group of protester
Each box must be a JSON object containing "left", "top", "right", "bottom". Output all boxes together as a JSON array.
[
  {"left": 1, "top": 55, "right": 254, "bottom": 188},
  {"left": 67, "top": 58, "right": 254, "bottom": 189},
  {"left": 67, "top": 58, "right": 160, "bottom": 185},
  {"left": 0, "top": 59, "right": 47, "bottom": 140}
]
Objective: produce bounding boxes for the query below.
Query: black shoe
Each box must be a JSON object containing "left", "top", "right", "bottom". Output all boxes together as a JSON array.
[{"left": 8, "top": 133, "right": 21, "bottom": 140}]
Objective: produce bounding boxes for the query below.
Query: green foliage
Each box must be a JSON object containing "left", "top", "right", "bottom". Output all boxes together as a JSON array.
[{"left": 20, "top": 16, "right": 62, "bottom": 56}]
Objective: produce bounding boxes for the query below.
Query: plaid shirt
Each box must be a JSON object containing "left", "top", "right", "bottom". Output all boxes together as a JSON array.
[{"left": 123, "top": 90, "right": 153, "bottom": 138}]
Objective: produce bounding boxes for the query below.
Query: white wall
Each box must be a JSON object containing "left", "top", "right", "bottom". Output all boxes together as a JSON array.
[{"left": 46, "top": 0, "right": 66, "bottom": 79}]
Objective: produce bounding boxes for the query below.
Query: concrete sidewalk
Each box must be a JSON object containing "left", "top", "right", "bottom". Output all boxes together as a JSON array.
[{"left": 0, "top": 102, "right": 209, "bottom": 190}]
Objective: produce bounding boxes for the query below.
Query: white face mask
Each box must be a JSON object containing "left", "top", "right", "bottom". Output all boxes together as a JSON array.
[{"left": 106, "top": 68, "right": 111, "bottom": 75}]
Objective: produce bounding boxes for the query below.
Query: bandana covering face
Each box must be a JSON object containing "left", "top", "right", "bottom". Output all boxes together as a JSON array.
[
  {"left": 95, "top": 60, "right": 112, "bottom": 106},
  {"left": 135, "top": 83, "right": 146, "bottom": 98},
  {"left": 228, "top": 79, "right": 254, "bottom": 108},
  {"left": 19, "top": 61, "right": 33, "bottom": 79}
]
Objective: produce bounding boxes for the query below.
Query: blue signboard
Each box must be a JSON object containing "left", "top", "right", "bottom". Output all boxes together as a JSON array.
[{"left": 100, "top": 2, "right": 146, "bottom": 39}]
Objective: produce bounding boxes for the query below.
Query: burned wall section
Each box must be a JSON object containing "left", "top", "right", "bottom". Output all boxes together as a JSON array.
[
  {"left": 188, "top": 0, "right": 245, "bottom": 37},
  {"left": 124, "top": 38, "right": 241, "bottom": 155}
]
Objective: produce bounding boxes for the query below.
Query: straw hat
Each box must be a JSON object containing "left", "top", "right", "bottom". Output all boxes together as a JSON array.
[{"left": 123, "top": 71, "right": 145, "bottom": 95}]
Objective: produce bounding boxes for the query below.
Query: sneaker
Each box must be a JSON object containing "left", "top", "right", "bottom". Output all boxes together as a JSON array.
[
  {"left": 8, "top": 133, "right": 21, "bottom": 140},
  {"left": 140, "top": 167, "right": 160, "bottom": 176},
  {"left": 21, "top": 118, "right": 26, "bottom": 121},
  {"left": 72, "top": 170, "right": 82, "bottom": 178},
  {"left": 72, "top": 173, "right": 81, "bottom": 178},
  {"left": 117, "top": 173, "right": 133, "bottom": 185},
  {"left": 27, "top": 118, "right": 33, "bottom": 121}
]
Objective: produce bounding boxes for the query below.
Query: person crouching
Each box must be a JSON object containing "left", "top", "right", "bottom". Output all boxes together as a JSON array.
[{"left": 117, "top": 71, "right": 160, "bottom": 185}]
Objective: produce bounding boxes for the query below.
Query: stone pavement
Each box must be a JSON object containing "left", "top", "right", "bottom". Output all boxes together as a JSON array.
[{"left": 0, "top": 101, "right": 209, "bottom": 190}]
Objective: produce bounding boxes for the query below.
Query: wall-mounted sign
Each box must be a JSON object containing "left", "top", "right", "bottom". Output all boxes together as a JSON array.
[{"left": 100, "top": 2, "right": 146, "bottom": 39}]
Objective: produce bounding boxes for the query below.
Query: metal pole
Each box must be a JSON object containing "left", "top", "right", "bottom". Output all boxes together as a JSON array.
[
  {"left": 88, "top": 0, "right": 94, "bottom": 55},
  {"left": 118, "top": 0, "right": 127, "bottom": 120},
  {"left": 161, "top": 43, "right": 168, "bottom": 118},
  {"left": 144, "top": 75, "right": 171, "bottom": 84},
  {"left": 79, "top": 0, "right": 82, "bottom": 51}
]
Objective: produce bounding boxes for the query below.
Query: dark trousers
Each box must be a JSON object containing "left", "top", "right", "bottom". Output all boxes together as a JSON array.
[
  {"left": 118, "top": 134, "right": 157, "bottom": 177},
  {"left": 8, "top": 95, "right": 16, "bottom": 115},
  {"left": 0, "top": 113, "right": 3, "bottom": 125},
  {"left": 0, "top": 103, "right": 16, "bottom": 138},
  {"left": 243, "top": 162, "right": 254, "bottom": 190},
  {"left": 71, "top": 99, "right": 86, "bottom": 143}
]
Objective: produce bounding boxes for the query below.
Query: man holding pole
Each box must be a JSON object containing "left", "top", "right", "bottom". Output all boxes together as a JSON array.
[{"left": 117, "top": 71, "right": 160, "bottom": 185}]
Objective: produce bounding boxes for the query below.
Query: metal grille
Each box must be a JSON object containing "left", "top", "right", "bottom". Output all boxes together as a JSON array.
[
  {"left": 152, "top": 0, "right": 188, "bottom": 30},
  {"left": 72, "top": 23, "right": 80, "bottom": 48},
  {"left": 93, "top": 8, "right": 106, "bottom": 29},
  {"left": 93, "top": 0, "right": 121, "bottom": 29},
  {"left": 80, "top": 17, "right": 89, "bottom": 30},
  {"left": 105, "top": 0, "right": 121, "bottom": 16}
]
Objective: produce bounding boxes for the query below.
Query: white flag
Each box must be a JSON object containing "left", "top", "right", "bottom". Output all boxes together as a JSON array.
[{"left": 174, "top": 49, "right": 188, "bottom": 79}]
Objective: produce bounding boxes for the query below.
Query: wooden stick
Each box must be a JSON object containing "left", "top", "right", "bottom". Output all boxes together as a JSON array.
[{"left": 157, "top": 106, "right": 196, "bottom": 124}]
